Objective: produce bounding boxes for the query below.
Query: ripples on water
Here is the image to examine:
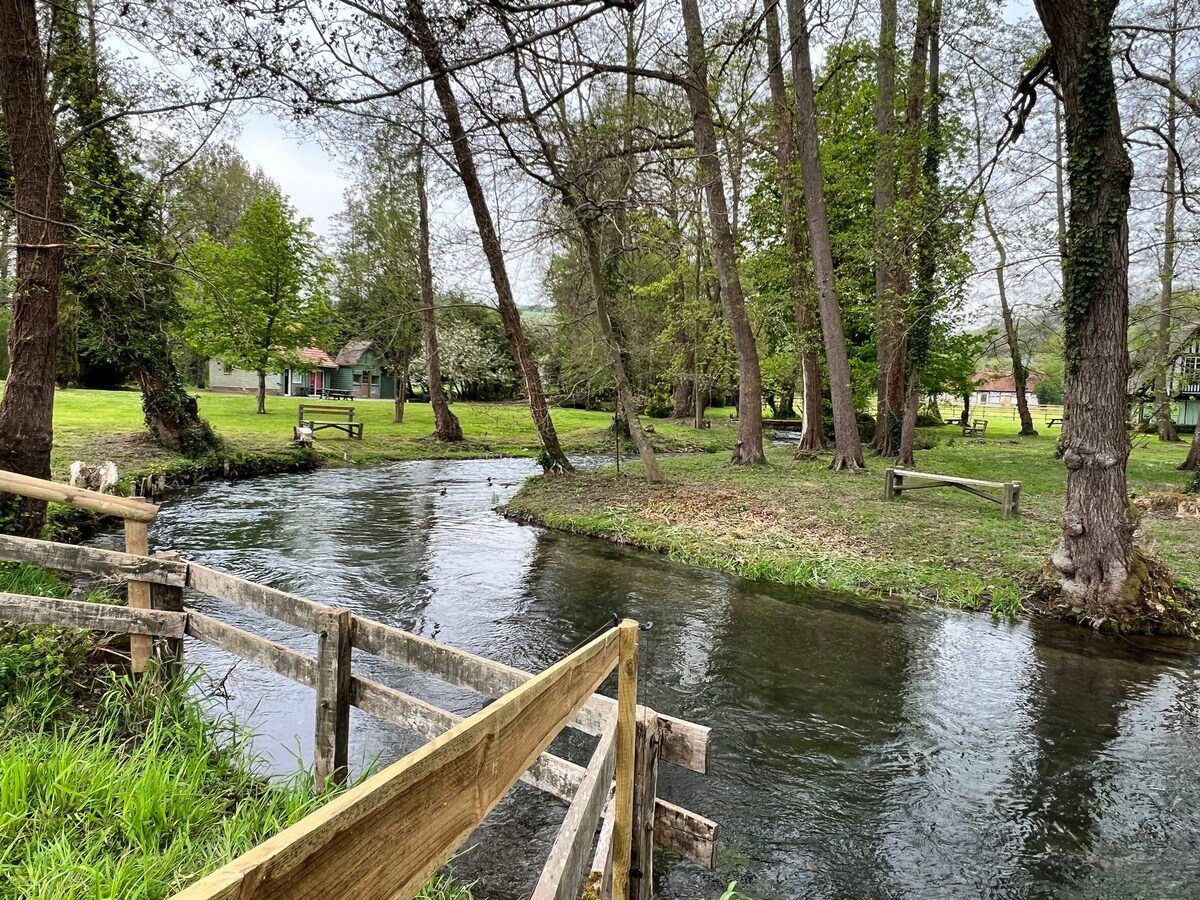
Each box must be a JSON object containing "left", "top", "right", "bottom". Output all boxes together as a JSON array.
[{"left": 103, "top": 458, "right": 1200, "bottom": 899}]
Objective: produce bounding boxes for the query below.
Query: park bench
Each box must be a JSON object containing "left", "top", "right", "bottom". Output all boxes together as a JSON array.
[
  {"left": 961, "top": 418, "right": 989, "bottom": 438},
  {"left": 296, "top": 404, "right": 363, "bottom": 439},
  {"left": 884, "top": 467, "right": 1021, "bottom": 518}
]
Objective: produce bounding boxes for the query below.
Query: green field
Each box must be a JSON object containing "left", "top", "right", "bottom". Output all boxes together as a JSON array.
[
  {"left": 506, "top": 408, "right": 1200, "bottom": 625},
  {"left": 50, "top": 388, "right": 736, "bottom": 477}
]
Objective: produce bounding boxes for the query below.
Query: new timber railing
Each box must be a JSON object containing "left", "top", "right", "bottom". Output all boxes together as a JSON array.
[{"left": 0, "top": 471, "right": 716, "bottom": 899}]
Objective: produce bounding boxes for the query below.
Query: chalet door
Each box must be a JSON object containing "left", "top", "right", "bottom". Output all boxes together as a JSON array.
[{"left": 361, "top": 373, "right": 370, "bottom": 398}]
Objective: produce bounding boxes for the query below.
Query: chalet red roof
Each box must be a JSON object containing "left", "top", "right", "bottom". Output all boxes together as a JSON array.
[
  {"left": 973, "top": 372, "right": 1041, "bottom": 393},
  {"left": 297, "top": 347, "right": 338, "bottom": 368}
]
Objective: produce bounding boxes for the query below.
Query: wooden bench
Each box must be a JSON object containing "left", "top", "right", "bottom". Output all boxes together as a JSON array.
[
  {"left": 961, "top": 418, "right": 989, "bottom": 438},
  {"left": 297, "top": 404, "right": 363, "bottom": 439},
  {"left": 885, "top": 467, "right": 1021, "bottom": 518}
]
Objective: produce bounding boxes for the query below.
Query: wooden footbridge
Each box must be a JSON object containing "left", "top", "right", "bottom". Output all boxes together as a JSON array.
[{"left": 0, "top": 471, "right": 717, "bottom": 900}]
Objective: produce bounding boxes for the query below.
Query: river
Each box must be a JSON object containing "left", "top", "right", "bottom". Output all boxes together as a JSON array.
[{"left": 113, "top": 458, "right": 1200, "bottom": 899}]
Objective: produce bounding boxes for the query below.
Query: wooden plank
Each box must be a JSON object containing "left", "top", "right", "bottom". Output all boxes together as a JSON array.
[
  {"left": 152, "top": 552, "right": 186, "bottom": 678},
  {"left": 352, "top": 615, "right": 710, "bottom": 775},
  {"left": 612, "top": 621, "right": 638, "bottom": 900},
  {"left": 185, "top": 611, "right": 318, "bottom": 687},
  {"left": 884, "top": 467, "right": 896, "bottom": 500},
  {"left": 349, "top": 676, "right": 583, "bottom": 802},
  {"left": 631, "top": 708, "right": 660, "bottom": 900},
  {"left": 186, "top": 563, "right": 329, "bottom": 632},
  {"left": 892, "top": 469, "right": 1007, "bottom": 490},
  {"left": 0, "top": 470, "right": 159, "bottom": 522},
  {"left": 170, "top": 627, "right": 621, "bottom": 900},
  {"left": 531, "top": 727, "right": 618, "bottom": 900},
  {"left": 587, "top": 798, "right": 616, "bottom": 900},
  {"left": 0, "top": 592, "right": 184, "bottom": 637},
  {"left": 314, "top": 609, "right": 352, "bottom": 793},
  {"left": 653, "top": 800, "right": 718, "bottom": 869},
  {"left": 125, "top": 508, "right": 152, "bottom": 675},
  {"left": 0, "top": 534, "right": 187, "bottom": 586},
  {"left": 351, "top": 676, "right": 715, "bottom": 868}
]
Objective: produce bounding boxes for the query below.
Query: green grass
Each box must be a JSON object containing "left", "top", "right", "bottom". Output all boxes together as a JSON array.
[
  {"left": 505, "top": 410, "right": 1200, "bottom": 620},
  {"left": 49, "top": 388, "right": 736, "bottom": 478},
  {"left": 0, "top": 564, "right": 476, "bottom": 899}
]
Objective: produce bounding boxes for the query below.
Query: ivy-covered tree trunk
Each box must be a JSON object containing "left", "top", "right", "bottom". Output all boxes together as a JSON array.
[
  {"left": 763, "top": 0, "right": 825, "bottom": 454},
  {"left": 786, "top": 0, "right": 864, "bottom": 471},
  {"left": 1035, "top": 0, "right": 1138, "bottom": 610},
  {"left": 680, "top": 0, "right": 766, "bottom": 465},
  {"left": 1180, "top": 422, "right": 1199, "bottom": 472},
  {"left": 138, "top": 363, "right": 220, "bottom": 456},
  {"left": 403, "top": 0, "right": 570, "bottom": 473},
  {"left": 415, "top": 148, "right": 462, "bottom": 442},
  {"left": 0, "top": 0, "right": 64, "bottom": 535},
  {"left": 871, "top": 0, "right": 904, "bottom": 457}
]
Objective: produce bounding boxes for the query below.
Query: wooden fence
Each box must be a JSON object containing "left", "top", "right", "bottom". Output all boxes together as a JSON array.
[{"left": 0, "top": 471, "right": 717, "bottom": 899}]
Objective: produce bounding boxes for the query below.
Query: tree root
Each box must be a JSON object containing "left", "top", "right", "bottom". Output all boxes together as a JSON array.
[{"left": 1033, "top": 547, "right": 1200, "bottom": 636}]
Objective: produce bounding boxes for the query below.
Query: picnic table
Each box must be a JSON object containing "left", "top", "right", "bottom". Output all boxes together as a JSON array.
[
  {"left": 1046, "top": 417, "right": 1063, "bottom": 428},
  {"left": 961, "top": 418, "right": 989, "bottom": 438},
  {"left": 322, "top": 388, "right": 354, "bottom": 401}
]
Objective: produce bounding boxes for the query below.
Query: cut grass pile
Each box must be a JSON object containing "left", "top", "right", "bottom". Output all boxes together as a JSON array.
[
  {"left": 0, "top": 563, "right": 476, "bottom": 899},
  {"left": 505, "top": 412, "right": 1200, "bottom": 619}
]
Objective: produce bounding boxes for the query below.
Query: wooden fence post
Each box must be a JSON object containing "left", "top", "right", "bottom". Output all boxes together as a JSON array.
[
  {"left": 314, "top": 608, "right": 352, "bottom": 793},
  {"left": 631, "top": 707, "right": 660, "bottom": 900},
  {"left": 124, "top": 499, "right": 152, "bottom": 675},
  {"left": 612, "top": 620, "right": 639, "bottom": 900},
  {"left": 150, "top": 551, "right": 185, "bottom": 679}
]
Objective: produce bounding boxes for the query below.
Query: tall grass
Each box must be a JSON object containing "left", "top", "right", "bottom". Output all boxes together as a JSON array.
[{"left": 0, "top": 562, "right": 474, "bottom": 899}]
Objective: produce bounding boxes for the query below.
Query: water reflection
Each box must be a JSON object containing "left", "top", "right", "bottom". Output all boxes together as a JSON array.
[{"left": 121, "top": 459, "right": 1200, "bottom": 899}]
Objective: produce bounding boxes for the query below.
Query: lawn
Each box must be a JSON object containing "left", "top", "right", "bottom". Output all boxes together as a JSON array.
[
  {"left": 505, "top": 408, "right": 1200, "bottom": 622},
  {"left": 50, "top": 388, "right": 737, "bottom": 478}
]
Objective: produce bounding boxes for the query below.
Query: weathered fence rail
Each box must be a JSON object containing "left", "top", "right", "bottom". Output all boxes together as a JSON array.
[{"left": 0, "top": 471, "right": 716, "bottom": 899}]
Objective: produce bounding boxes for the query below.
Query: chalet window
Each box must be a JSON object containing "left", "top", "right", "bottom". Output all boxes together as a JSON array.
[{"left": 1182, "top": 356, "right": 1200, "bottom": 378}]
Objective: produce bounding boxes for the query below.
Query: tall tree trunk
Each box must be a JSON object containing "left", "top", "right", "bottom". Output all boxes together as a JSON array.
[
  {"left": 1180, "top": 424, "right": 1199, "bottom": 472},
  {"left": 403, "top": 0, "right": 570, "bottom": 473},
  {"left": 679, "top": 0, "right": 766, "bottom": 465},
  {"left": 415, "top": 145, "right": 462, "bottom": 442},
  {"left": 1035, "top": 0, "right": 1137, "bottom": 610},
  {"left": 785, "top": 0, "right": 864, "bottom": 470},
  {"left": 896, "top": 0, "right": 937, "bottom": 468},
  {"left": 1156, "top": 13, "right": 1180, "bottom": 442},
  {"left": 393, "top": 352, "right": 408, "bottom": 424},
  {"left": 763, "top": 0, "right": 825, "bottom": 453},
  {"left": 578, "top": 217, "right": 666, "bottom": 483},
  {"left": 0, "top": 0, "right": 64, "bottom": 535},
  {"left": 871, "top": 0, "right": 904, "bottom": 455},
  {"left": 979, "top": 188, "right": 1036, "bottom": 436},
  {"left": 256, "top": 370, "right": 267, "bottom": 414}
]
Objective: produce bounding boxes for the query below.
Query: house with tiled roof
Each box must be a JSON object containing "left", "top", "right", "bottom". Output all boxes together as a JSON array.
[
  {"left": 970, "top": 372, "right": 1041, "bottom": 408},
  {"left": 207, "top": 347, "right": 338, "bottom": 397},
  {"left": 328, "top": 340, "right": 396, "bottom": 399}
]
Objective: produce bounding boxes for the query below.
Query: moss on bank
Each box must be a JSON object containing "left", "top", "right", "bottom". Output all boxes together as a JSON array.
[{"left": 503, "top": 433, "right": 1200, "bottom": 631}]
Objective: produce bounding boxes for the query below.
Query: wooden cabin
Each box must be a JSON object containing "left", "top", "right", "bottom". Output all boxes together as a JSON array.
[{"left": 330, "top": 340, "right": 397, "bottom": 400}]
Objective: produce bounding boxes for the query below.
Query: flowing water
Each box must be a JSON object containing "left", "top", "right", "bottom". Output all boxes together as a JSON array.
[{"left": 115, "top": 458, "right": 1200, "bottom": 899}]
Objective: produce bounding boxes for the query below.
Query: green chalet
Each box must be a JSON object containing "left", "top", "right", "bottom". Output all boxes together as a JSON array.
[{"left": 330, "top": 340, "right": 397, "bottom": 400}]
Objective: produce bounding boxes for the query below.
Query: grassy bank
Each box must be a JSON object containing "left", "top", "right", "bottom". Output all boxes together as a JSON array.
[
  {"left": 504, "top": 413, "right": 1200, "bottom": 623},
  {"left": 51, "top": 388, "right": 735, "bottom": 479},
  {"left": 0, "top": 564, "right": 474, "bottom": 899}
]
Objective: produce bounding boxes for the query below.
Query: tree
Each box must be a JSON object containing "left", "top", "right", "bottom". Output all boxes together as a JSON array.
[
  {"left": 186, "top": 195, "right": 334, "bottom": 414},
  {"left": 401, "top": 0, "right": 571, "bottom": 473},
  {"left": 679, "top": 0, "right": 766, "bottom": 465},
  {"left": 1154, "top": 2, "right": 1181, "bottom": 443},
  {"left": 1034, "top": 0, "right": 1140, "bottom": 611},
  {"left": 762, "top": 0, "right": 825, "bottom": 454},
  {"left": 415, "top": 141, "right": 462, "bottom": 442},
  {"left": 0, "top": 0, "right": 65, "bottom": 535},
  {"left": 785, "top": 0, "right": 865, "bottom": 471}
]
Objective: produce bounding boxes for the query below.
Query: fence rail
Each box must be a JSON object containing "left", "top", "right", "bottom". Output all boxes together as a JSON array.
[{"left": 0, "top": 471, "right": 717, "bottom": 899}]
